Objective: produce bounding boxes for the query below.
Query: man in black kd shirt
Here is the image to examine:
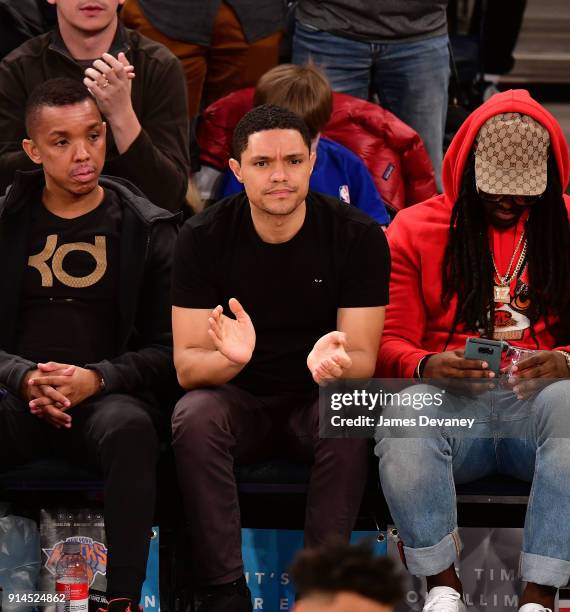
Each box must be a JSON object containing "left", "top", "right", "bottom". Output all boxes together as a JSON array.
[
  {"left": 16, "top": 183, "right": 121, "bottom": 366},
  {"left": 0, "top": 78, "right": 176, "bottom": 612},
  {"left": 171, "top": 105, "right": 390, "bottom": 612}
]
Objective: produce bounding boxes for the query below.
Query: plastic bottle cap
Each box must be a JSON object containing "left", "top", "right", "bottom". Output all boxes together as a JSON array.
[{"left": 62, "top": 541, "right": 81, "bottom": 555}]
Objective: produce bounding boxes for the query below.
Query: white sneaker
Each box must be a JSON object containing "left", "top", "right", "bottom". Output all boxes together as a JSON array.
[
  {"left": 519, "top": 605, "right": 552, "bottom": 612},
  {"left": 423, "top": 587, "right": 467, "bottom": 612}
]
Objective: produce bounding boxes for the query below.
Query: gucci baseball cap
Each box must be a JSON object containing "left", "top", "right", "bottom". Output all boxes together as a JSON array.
[{"left": 474, "top": 112, "right": 550, "bottom": 196}]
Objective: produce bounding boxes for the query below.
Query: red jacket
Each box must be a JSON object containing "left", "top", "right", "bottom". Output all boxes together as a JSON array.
[
  {"left": 197, "top": 88, "right": 437, "bottom": 213},
  {"left": 377, "top": 90, "right": 570, "bottom": 378}
]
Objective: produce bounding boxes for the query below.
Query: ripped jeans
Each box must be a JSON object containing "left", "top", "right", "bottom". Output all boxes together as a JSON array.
[{"left": 374, "top": 380, "right": 570, "bottom": 587}]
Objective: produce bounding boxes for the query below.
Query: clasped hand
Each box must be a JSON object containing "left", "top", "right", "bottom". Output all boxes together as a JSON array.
[
  {"left": 21, "top": 362, "right": 100, "bottom": 429},
  {"left": 83, "top": 52, "right": 135, "bottom": 119}
]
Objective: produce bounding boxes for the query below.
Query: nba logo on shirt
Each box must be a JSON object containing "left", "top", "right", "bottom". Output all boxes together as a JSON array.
[{"left": 338, "top": 185, "right": 350, "bottom": 204}]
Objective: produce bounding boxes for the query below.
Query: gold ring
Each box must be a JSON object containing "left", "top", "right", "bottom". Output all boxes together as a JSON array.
[{"left": 100, "top": 79, "right": 110, "bottom": 89}]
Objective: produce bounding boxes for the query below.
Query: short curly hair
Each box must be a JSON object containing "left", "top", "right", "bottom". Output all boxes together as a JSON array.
[
  {"left": 232, "top": 104, "right": 312, "bottom": 161},
  {"left": 290, "top": 540, "right": 403, "bottom": 604},
  {"left": 25, "top": 77, "right": 98, "bottom": 137}
]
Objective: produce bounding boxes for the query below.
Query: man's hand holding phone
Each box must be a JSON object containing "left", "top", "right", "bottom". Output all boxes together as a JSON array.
[
  {"left": 422, "top": 340, "right": 500, "bottom": 397},
  {"left": 422, "top": 349, "right": 495, "bottom": 379}
]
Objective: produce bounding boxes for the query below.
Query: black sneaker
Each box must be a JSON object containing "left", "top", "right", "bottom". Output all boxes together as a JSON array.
[{"left": 194, "top": 576, "right": 253, "bottom": 612}]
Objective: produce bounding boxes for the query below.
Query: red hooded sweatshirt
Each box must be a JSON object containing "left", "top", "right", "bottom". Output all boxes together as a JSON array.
[{"left": 377, "top": 90, "right": 570, "bottom": 378}]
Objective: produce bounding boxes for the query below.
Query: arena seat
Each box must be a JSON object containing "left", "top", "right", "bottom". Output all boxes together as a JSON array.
[
  {"left": 455, "top": 474, "right": 531, "bottom": 505},
  {"left": 235, "top": 460, "right": 310, "bottom": 495},
  {"left": 0, "top": 458, "right": 531, "bottom": 503},
  {"left": 233, "top": 460, "right": 532, "bottom": 526},
  {"left": 0, "top": 459, "right": 102, "bottom": 492}
]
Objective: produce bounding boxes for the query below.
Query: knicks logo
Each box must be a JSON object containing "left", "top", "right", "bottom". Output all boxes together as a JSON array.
[
  {"left": 29, "top": 235, "right": 107, "bottom": 288},
  {"left": 43, "top": 537, "right": 107, "bottom": 585}
]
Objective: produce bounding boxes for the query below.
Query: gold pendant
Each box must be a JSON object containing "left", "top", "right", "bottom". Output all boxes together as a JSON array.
[{"left": 494, "top": 285, "right": 510, "bottom": 302}]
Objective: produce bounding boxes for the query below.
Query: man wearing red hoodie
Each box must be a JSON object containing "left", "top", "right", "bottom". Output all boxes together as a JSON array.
[{"left": 376, "top": 90, "right": 570, "bottom": 612}]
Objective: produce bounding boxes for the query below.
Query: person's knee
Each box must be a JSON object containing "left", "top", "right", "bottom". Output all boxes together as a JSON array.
[
  {"left": 171, "top": 389, "right": 231, "bottom": 445},
  {"left": 533, "top": 380, "right": 570, "bottom": 437},
  {"left": 319, "top": 438, "right": 369, "bottom": 466},
  {"left": 99, "top": 403, "right": 158, "bottom": 457},
  {"left": 545, "top": 438, "right": 570, "bottom": 473},
  {"left": 376, "top": 437, "right": 438, "bottom": 491}
]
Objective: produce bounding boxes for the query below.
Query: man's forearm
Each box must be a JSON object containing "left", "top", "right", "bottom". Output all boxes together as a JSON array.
[
  {"left": 175, "top": 348, "right": 247, "bottom": 390},
  {"left": 106, "top": 124, "right": 188, "bottom": 212},
  {"left": 108, "top": 106, "right": 142, "bottom": 153},
  {"left": 0, "top": 351, "right": 36, "bottom": 395},
  {"left": 343, "top": 349, "right": 377, "bottom": 379}
]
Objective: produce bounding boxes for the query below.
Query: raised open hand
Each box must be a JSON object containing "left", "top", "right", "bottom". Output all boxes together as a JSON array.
[
  {"left": 307, "top": 331, "right": 352, "bottom": 384},
  {"left": 208, "top": 298, "right": 256, "bottom": 365}
]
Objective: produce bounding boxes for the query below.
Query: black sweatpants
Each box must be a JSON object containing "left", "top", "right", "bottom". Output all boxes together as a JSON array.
[{"left": 0, "top": 390, "right": 160, "bottom": 602}]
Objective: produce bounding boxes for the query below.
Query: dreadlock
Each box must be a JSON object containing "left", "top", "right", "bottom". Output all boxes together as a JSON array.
[{"left": 442, "top": 150, "right": 570, "bottom": 346}]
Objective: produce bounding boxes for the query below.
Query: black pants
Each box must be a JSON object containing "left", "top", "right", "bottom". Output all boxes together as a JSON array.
[
  {"left": 171, "top": 384, "right": 369, "bottom": 585},
  {"left": 472, "top": 0, "right": 527, "bottom": 74},
  {"left": 0, "top": 390, "right": 160, "bottom": 601}
]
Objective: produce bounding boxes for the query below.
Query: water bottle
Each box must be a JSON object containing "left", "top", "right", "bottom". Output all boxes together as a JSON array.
[{"left": 55, "top": 541, "right": 89, "bottom": 612}]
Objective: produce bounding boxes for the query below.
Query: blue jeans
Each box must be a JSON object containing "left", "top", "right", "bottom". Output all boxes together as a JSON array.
[
  {"left": 374, "top": 381, "right": 570, "bottom": 587},
  {"left": 292, "top": 23, "right": 450, "bottom": 191}
]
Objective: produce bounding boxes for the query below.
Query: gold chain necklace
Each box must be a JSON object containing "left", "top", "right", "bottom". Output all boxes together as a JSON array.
[{"left": 491, "top": 232, "right": 527, "bottom": 302}]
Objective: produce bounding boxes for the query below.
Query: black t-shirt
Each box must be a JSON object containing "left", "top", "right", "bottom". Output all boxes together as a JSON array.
[
  {"left": 172, "top": 192, "right": 390, "bottom": 395},
  {"left": 16, "top": 191, "right": 121, "bottom": 365}
]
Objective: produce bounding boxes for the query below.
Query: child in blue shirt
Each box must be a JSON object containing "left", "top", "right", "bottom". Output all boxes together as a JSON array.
[{"left": 219, "top": 63, "right": 390, "bottom": 225}]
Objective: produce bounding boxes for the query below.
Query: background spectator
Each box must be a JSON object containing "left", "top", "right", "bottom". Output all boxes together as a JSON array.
[
  {"left": 473, "top": 0, "right": 527, "bottom": 78},
  {"left": 220, "top": 63, "right": 390, "bottom": 225},
  {"left": 292, "top": 0, "right": 450, "bottom": 191},
  {"left": 0, "top": 0, "right": 190, "bottom": 212},
  {"left": 291, "top": 541, "right": 403, "bottom": 612},
  {"left": 121, "top": 0, "right": 285, "bottom": 117},
  {"left": 0, "top": 0, "right": 56, "bottom": 60}
]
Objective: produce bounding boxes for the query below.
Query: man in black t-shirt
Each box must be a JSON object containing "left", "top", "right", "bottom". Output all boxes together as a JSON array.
[
  {"left": 171, "top": 105, "right": 390, "bottom": 612},
  {"left": 0, "top": 78, "right": 176, "bottom": 612}
]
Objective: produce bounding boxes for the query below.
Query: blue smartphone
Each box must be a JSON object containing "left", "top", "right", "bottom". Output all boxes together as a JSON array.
[{"left": 464, "top": 337, "right": 507, "bottom": 374}]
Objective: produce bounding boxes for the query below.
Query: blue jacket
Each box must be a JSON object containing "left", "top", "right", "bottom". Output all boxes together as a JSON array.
[{"left": 220, "top": 136, "right": 390, "bottom": 225}]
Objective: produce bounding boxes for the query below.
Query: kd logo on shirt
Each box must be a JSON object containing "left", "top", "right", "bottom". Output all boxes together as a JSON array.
[{"left": 28, "top": 234, "right": 107, "bottom": 288}]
